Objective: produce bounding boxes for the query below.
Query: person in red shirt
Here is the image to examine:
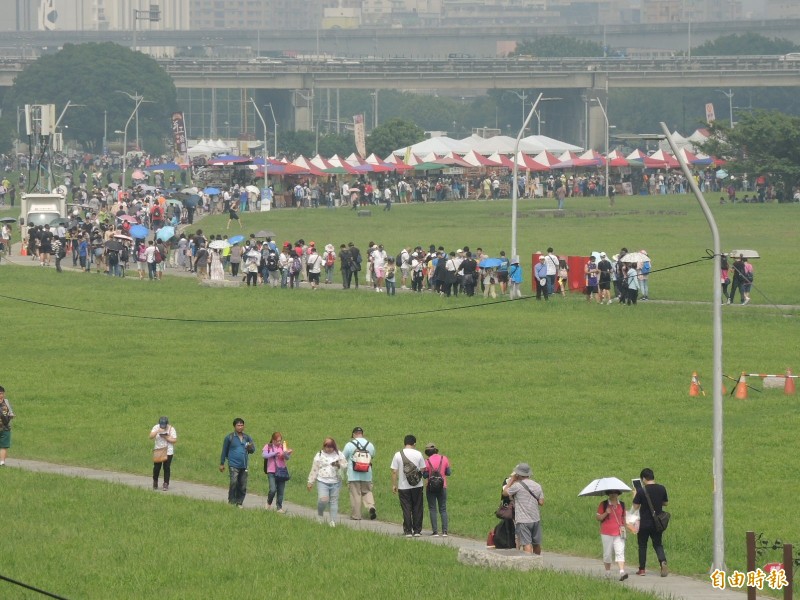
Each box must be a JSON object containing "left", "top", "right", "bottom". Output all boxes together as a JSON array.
[{"left": 596, "top": 491, "right": 630, "bottom": 581}]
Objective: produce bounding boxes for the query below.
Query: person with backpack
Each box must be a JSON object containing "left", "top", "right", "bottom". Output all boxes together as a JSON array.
[
  {"left": 265, "top": 247, "right": 280, "bottom": 288},
  {"left": 423, "top": 443, "right": 451, "bottom": 537},
  {"left": 342, "top": 427, "right": 377, "bottom": 521},
  {"left": 288, "top": 248, "right": 302, "bottom": 289},
  {"left": 390, "top": 434, "right": 426, "bottom": 537},
  {"left": 596, "top": 491, "right": 630, "bottom": 581},
  {"left": 322, "top": 244, "right": 337, "bottom": 284},
  {"left": 219, "top": 418, "right": 256, "bottom": 507}
]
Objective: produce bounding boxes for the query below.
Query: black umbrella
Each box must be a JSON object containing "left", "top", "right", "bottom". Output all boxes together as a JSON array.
[
  {"left": 104, "top": 240, "right": 124, "bottom": 252},
  {"left": 183, "top": 194, "right": 200, "bottom": 208},
  {"left": 0, "top": 217, "right": 16, "bottom": 224}
]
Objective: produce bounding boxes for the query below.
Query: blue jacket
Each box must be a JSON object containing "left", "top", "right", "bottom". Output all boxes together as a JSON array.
[
  {"left": 220, "top": 432, "right": 255, "bottom": 469},
  {"left": 510, "top": 263, "right": 523, "bottom": 284}
]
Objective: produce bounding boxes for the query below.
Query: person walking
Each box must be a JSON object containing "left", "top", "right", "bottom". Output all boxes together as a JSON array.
[
  {"left": 219, "top": 418, "right": 256, "bottom": 507},
  {"left": 391, "top": 434, "right": 427, "bottom": 537},
  {"left": 625, "top": 263, "right": 640, "bottom": 305},
  {"left": 632, "top": 468, "right": 669, "bottom": 577},
  {"left": 535, "top": 255, "right": 549, "bottom": 301},
  {"left": 0, "top": 385, "right": 15, "bottom": 466},
  {"left": 149, "top": 416, "right": 177, "bottom": 491},
  {"left": 502, "top": 463, "right": 545, "bottom": 554},
  {"left": 423, "top": 443, "right": 451, "bottom": 537},
  {"left": 342, "top": 427, "right": 377, "bottom": 521},
  {"left": 509, "top": 255, "right": 523, "bottom": 300},
  {"left": 262, "top": 432, "right": 293, "bottom": 513},
  {"left": 596, "top": 491, "right": 630, "bottom": 581},
  {"left": 307, "top": 437, "right": 347, "bottom": 527}
]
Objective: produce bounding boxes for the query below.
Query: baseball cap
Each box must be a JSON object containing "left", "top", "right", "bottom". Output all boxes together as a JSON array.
[{"left": 352, "top": 427, "right": 363, "bottom": 434}]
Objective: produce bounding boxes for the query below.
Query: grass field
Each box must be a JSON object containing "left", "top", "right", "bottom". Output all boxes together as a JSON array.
[{"left": 1, "top": 195, "right": 798, "bottom": 598}]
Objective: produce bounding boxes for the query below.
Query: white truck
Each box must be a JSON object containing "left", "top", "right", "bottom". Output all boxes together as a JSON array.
[{"left": 19, "top": 192, "right": 67, "bottom": 228}]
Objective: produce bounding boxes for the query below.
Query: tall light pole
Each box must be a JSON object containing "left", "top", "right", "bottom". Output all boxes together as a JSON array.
[
  {"left": 249, "top": 97, "right": 270, "bottom": 188},
  {"left": 660, "top": 121, "right": 725, "bottom": 572},
  {"left": 715, "top": 89, "right": 734, "bottom": 127},
  {"left": 371, "top": 89, "right": 379, "bottom": 129},
  {"left": 116, "top": 91, "right": 153, "bottom": 151},
  {"left": 266, "top": 103, "right": 277, "bottom": 157},
  {"left": 511, "top": 92, "right": 543, "bottom": 260},
  {"left": 591, "top": 97, "right": 611, "bottom": 199},
  {"left": 118, "top": 96, "right": 145, "bottom": 189}
]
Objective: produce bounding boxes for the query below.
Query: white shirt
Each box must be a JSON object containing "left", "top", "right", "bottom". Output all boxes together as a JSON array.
[
  {"left": 145, "top": 245, "right": 156, "bottom": 264},
  {"left": 151, "top": 424, "right": 177, "bottom": 456},
  {"left": 546, "top": 253, "right": 559, "bottom": 276},
  {"left": 306, "top": 253, "right": 322, "bottom": 274},
  {"left": 391, "top": 447, "right": 426, "bottom": 490}
]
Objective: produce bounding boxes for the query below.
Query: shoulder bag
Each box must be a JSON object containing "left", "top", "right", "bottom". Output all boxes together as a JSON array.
[{"left": 642, "top": 485, "right": 671, "bottom": 532}]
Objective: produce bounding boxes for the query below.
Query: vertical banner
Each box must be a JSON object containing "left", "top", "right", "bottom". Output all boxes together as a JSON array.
[
  {"left": 171, "top": 112, "right": 189, "bottom": 165},
  {"left": 353, "top": 114, "right": 366, "bottom": 158},
  {"left": 705, "top": 103, "right": 716, "bottom": 123}
]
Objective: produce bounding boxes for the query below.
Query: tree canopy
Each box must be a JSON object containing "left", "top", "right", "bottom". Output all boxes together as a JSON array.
[
  {"left": 367, "top": 118, "right": 425, "bottom": 158},
  {"left": 1, "top": 42, "right": 177, "bottom": 154},
  {"left": 512, "top": 36, "right": 604, "bottom": 58},
  {"left": 701, "top": 110, "right": 800, "bottom": 193},
  {"left": 692, "top": 32, "right": 796, "bottom": 56}
]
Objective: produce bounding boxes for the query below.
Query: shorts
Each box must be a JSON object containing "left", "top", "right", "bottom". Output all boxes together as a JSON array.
[
  {"left": 601, "top": 534, "right": 625, "bottom": 563},
  {"left": 374, "top": 267, "right": 385, "bottom": 279},
  {"left": 599, "top": 280, "right": 611, "bottom": 290},
  {"left": 229, "top": 210, "right": 239, "bottom": 220},
  {"left": 515, "top": 521, "right": 542, "bottom": 547},
  {"left": 309, "top": 272, "right": 320, "bottom": 284},
  {"left": 0, "top": 429, "right": 11, "bottom": 449},
  {"left": 586, "top": 285, "right": 598, "bottom": 294},
  {"left": 497, "top": 272, "right": 509, "bottom": 283}
]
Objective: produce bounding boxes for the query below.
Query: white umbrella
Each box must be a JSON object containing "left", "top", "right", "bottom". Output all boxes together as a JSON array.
[
  {"left": 619, "top": 251, "right": 649, "bottom": 264},
  {"left": 729, "top": 249, "right": 760, "bottom": 259},
  {"left": 245, "top": 185, "right": 260, "bottom": 194},
  {"left": 209, "top": 240, "right": 230, "bottom": 250},
  {"left": 246, "top": 250, "right": 261, "bottom": 259},
  {"left": 578, "top": 477, "right": 632, "bottom": 497}
]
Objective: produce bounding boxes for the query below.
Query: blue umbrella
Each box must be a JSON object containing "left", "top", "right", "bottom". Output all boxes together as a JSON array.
[
  {"left": 227, "top": 235, "right": 245, "bottom": 245},
  {"left": 156, "top": 226, "right": 175, "bottom": 241},
  {"left": 479, "top": 258, "right": 503, "bottom": 268},
  {"left": 203, "top": 187, "right": 221, "bottom": 195},
  {"left": 130, "top": 225, "right": 149, "bottom": 239}
]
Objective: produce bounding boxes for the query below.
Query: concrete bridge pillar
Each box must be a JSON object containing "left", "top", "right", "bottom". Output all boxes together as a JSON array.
[{"left": 293, "top": 89, "right": 313, "bottom": 132}]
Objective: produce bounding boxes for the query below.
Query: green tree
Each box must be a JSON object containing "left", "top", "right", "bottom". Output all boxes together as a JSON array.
[
  {"left": 692, "top": 32, "right": 796, "bottom": 56},
  {"left": 700, "top": 110, "right": 800, "bottom": 196},
  {"left": 512, "top": 36, "right": 604, "bottom": 58},
  {"left": 367, "top": 118, "right": 425, "bottom": 157},
  {"left": 1, "top": 42, "right": 177, "bottom": 154}
]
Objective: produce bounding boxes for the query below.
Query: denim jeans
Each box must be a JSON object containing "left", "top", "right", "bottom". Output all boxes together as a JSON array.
[
  {"left": 148, "top": 262, "right": 157, "bottom": 280},
  {"left": 228, "top": 467, "right": 248, "bottom": 505},
  {"left": 316, "top": 480, "right": 341, "bottom": 522},
  {"left": 267, "top": 473, "right": 286, "bottom": 509},
  {"left": 281, "top": 269, "right": 288, "bottom": 288},
  {"left": 426, "top": 487, "right": 448, "bottom": 533},
  {"left": 386, "top": 280, "right": 396, "bottom": 295}
]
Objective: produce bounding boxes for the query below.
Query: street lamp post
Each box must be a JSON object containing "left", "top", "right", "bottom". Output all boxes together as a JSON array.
[
  {"left": 511, "top": 92, "right": 543, "bottom": 260},
  {"left": 116, "top": 91, "right": 153, "bottom": 151},
  {"left": 118, "top": 96, "right": 145, "bottom": 189},
  {"left": 715, "top": 89, "right": 734, "bottom": 127},
  {"left": 249, "top": 97, "right": 270, "bottom": 189},
  {"left": 266, "top": 103, "right": 277, "bottom": 158},
  {"left": 591, "top": 97, "right": 611, "bottom": 199},
  {"left": 660, "top": 121, "right": 725, "bottom": 572},
  {"left": 131, "top": 4, "right": 161, "bottom": 52}
]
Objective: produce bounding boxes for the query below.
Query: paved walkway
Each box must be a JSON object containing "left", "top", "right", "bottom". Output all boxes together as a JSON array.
[{"left": 6, "top": 458, "right": 762, "bottom": 600}]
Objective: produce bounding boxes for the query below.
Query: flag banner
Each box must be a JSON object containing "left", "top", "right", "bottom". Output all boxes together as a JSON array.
[
  {"left": 353, "top": 114, "right": 366, "bottom": 158},
  {"left": 705, "top": 103, "right": 716, "bottom": 123},
  {"left": 171, "top": 112, "right": 189, "bottom": 164}
]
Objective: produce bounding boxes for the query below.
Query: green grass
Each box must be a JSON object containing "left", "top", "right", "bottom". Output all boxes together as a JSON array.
[
  {"left": 2, "top": 470, "right": 656, "bottom": 600},
  {"left": 1, "top": 195, "right": 798, "bottom": 597}
]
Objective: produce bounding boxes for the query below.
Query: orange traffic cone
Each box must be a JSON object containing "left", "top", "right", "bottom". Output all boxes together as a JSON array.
[
  {"left": 20, "top": 246, "right": 27, "bottom": 256},
  {"left": 785, "top": 369, "right": 796, "bottom": 396},
  {"left": 735, "top": 372, "right": 748, "bottom": 400},
  {"left": 689, "top": 372, "right": 701, "bottom": 397}
]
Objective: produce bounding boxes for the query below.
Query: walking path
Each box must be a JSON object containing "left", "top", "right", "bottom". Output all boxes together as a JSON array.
[{"left": 6, "top": 458, "right": 762, "bottom": 600}]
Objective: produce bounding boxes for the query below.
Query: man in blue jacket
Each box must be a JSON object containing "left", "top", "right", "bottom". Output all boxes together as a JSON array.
[{"left": 220, "top": 418, "right": 256, "bottom": 507}]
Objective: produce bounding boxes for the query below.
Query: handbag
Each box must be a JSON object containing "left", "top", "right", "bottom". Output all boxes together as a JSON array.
[
  {"left": 495, "top": 502, "right": 514, "bottom": 520},
  {"left": 275, "top": 466, "right": 291, "bottom": 482},
  {"left": 642, "top": 484, "right": 671, "bottom": 532},
  {"left": 152, "top": 446, "right": 168, "bottom": 463}
]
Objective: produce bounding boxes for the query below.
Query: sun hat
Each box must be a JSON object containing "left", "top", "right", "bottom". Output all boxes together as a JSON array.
[
  {"left": 425, "top": 442, "right": 437, "bottom": 451},
  {"left": 513, "top": 463, "right": 532, "bottom": 477}
]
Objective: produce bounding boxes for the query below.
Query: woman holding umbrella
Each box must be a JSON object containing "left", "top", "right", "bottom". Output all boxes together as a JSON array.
[{"left": 596, "top": 490, "right": 630, "bottom": 581}]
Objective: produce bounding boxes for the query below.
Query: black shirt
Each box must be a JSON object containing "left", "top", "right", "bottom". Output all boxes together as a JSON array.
[{"left": 633, "top": 483, "right": 668, "bottom": 525}]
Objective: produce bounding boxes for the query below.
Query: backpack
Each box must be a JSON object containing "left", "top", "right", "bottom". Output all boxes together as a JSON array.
[
  {"left": 351, "top": 440, "right": 372, "bottom": 472},
  {"left": 138, "top": 246, "right": 147, "bottom": 262},
  {"left": 426, "top": 457, "right": 445, "bottom": 494},
  {"left": 290, "top": 256, "right": 301, "bottom": 275},
  {"left": 641, "top": 261, "right": 651, "bottom": 275},
  {"left": 400, "top": 450, "right": 422, "bottom": 486},
  {"left": 325, "top": 251, "right": 336, "bottom": 268},
  {"left": 395, "top": 253, "right": 404, "bottom": 266},
  {"left": 266, "top": 252, "right": 278, "bottom": 271},
  {"left": 154, "top": 248, "right": 163, "bottom": 264},
  {"left": 120, "top": 246, "right": 129, "bottom": 263},
  {"left": 153, "top": 206, "right": 162, "bottom": 220}
]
